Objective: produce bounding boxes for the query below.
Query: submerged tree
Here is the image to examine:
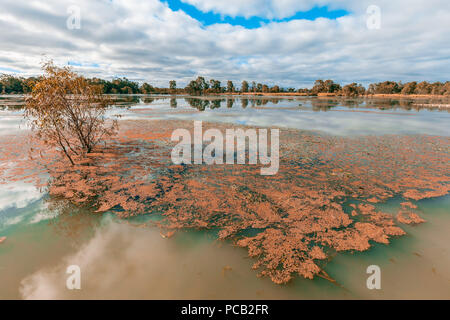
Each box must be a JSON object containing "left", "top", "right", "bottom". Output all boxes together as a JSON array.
[{"left": 25, "top": 61, "right": 118, "bottom": 165}]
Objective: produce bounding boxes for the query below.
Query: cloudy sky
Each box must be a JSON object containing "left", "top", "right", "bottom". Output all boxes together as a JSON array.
[{"left": 0, "top": 0, "right": 449, "bottom": 88}]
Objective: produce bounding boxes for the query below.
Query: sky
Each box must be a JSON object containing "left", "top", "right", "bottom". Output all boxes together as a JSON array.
[{"left": 0, "top": 0, "right": 449, "bottom": 88}]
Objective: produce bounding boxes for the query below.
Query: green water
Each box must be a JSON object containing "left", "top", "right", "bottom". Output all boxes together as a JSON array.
[{"left": 1, "top": 195, "right": 449, "bottom": 299}]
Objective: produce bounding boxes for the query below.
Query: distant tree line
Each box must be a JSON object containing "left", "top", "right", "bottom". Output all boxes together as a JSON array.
[
  {"left": 0, "top": 74, "right": 37, "bottom": 94},
  {"left": 309, "top": 80, "right": 450, "bottom": 97},
  {"left": 1, "top": 73, "right": 449, "bottom": 97}
]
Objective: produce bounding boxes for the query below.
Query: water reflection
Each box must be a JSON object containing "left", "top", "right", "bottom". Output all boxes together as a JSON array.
[
  {"left": 1, "top": 95, "right": 449, "bottom": 136},
  {"left": 114, "top": 96, "right": 448, "bottom": 136},
  {"left": 2, "top": 94, "right": 449, "bottom": 112},
  {"left": 185, "top": 98, "right": 210, "bottom": 111}
]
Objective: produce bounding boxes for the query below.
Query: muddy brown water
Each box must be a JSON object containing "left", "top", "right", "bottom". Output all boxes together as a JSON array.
[{"left": 0, "top": 95, "right": 449, "bottom": 299}]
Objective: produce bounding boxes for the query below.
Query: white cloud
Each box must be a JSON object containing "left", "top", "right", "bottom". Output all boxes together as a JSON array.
[{"left": 0, "top": 0, "right": 448, "bottom": 88}]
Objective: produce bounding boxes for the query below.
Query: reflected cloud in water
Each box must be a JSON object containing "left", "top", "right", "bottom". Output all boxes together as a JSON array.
[
  {"left": 1, "top": 95, "right": 449, "bottom": 136},
  {"left": 113, "top": 96, "right": 450, "bottom": 136}
]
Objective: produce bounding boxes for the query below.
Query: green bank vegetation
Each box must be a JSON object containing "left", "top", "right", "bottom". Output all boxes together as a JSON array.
[{"left": 2, "top": 72, "right": 450, "bottom": 97}]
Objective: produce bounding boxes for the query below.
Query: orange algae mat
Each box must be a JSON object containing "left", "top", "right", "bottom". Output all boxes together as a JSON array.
[{"left": 0, "top": 119, "right": 449, "bottom": 284}]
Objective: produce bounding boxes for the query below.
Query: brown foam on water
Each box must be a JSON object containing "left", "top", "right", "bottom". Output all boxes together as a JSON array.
[{"left": 1, "top": 119, "right": 449, "bottom": 285}]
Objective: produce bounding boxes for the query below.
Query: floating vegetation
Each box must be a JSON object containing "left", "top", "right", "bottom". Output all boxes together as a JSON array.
[{"left": 0, "top": 119, "right": 449, "bottom": 284}]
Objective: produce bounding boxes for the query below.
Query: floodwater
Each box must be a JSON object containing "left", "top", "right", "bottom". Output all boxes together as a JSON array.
[
  {"left": 104, "top": 95, "right": 450, "bottom": 136},
  {"left": 0, "top": 95, "right": 449, "bottom": 299}
]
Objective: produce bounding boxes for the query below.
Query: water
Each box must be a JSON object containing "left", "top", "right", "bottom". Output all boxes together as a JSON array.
[
  {"left": 0, "top": 95, "right": 449, "bottom": 299},
  {"left": 104, "top": 95, "right": 450, "bottom": 136},
  {"left": 2, "top": 94, "right": 450, "bottom": 136}
]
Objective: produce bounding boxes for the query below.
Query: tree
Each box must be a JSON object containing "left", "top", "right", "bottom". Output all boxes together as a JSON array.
[
  {"left": 372, "top": 81, "right": 402, "bottom": 94},
  {"left": 0, "top": 74, "right": 24, "bottom": 93},
  {"left": 185, "top": 80, "right": 199, "bottom": 95},
  {"left": 430, "top": 82, "right": 444, "bottom": 95},
  {"left": 444, "top": 81, "right": 450, "bottom": 95},
  {"left": 210, "top": 79, "right": 221, "bottom": 93},
  {"left": 297, "top": 88, "right": 310, "bottom": 94},
  {"left": 241, "top": 80, "right": 249, "bottom": 93},
  {"left": 342, "top": 83, "right": 366, "bottom": 97},
  {"left": 415, "top": 81, "right": 432, "bottom": 94},
  {"left": 401, "top": 82, "right": 417, "bottom": 95},
  {"left": 324, "top": 80, "right": 341, "bottom": 93},
  {"left": 256, "top": 83, "right": 263, "bottom": 93},
  {"left": 312, "top": 79, "right": 341, "bottom": 94},
  {"left": 271, "top": 85, "right": 280, "bottom": 93},
  {"left": 122, "top": 86, "right": 133, "bottom": 94},
  {"left": 197, "top": 77, "right": 209, "bottom": 91},
  {"left": 186, "top": 76, "right": 209, "bottom": 95},
  {"left": 312, "top": 80, "right": 325, "bottom": 94},
  {"left": 227, "top": 80, "right": 235, "bottom": 93},
  {"left": 366, "top": 83, "right": 375, "bottom": 95},
  {"left": 140, "top": 82, "right": 154, "bottom": 94},
  {"left": 169, "top": 80, "right": 177, "bottom": 93},
  {"left": 24, "top": 61, "right": 118, "bottom": 165}
]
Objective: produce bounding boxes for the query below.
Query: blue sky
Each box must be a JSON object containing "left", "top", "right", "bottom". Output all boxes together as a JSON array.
[
  {"left": 0, "top": 67, "right": 21, "bottom": 73},
  {"left": 68, "top": 61, "right": 100, "bottom": 68},
  {"left": 166, "top": 0, "right": 349, "bottom": 28}
]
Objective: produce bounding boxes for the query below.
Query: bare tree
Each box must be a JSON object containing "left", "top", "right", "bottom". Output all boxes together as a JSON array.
[{"left": 25, "top": 61, "right": 117, "bottom": 165}]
